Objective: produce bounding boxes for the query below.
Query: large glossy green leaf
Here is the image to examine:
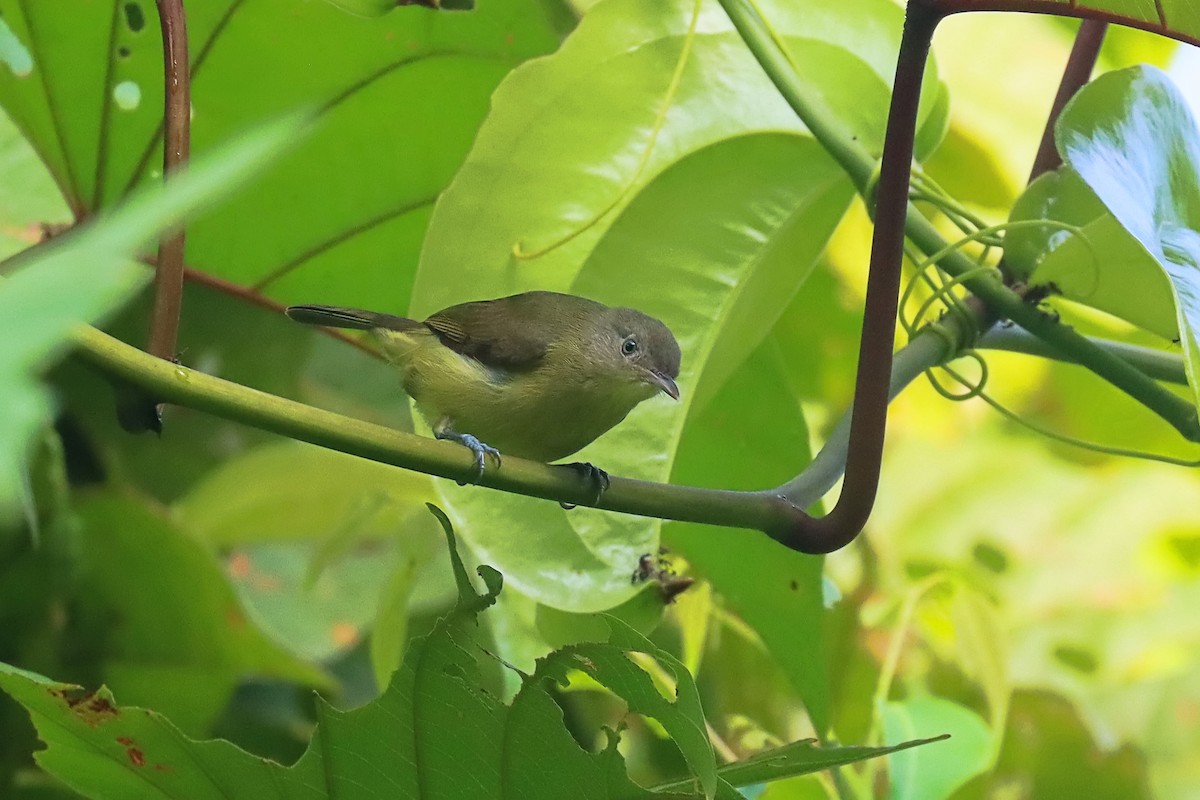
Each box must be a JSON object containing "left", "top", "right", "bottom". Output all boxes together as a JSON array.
[
  {"left": 415, "top": 0, "right": 943, "bottom": 321},
  {"left": 1006, "top": 167, "right": 1178, "bottom": 339},
  {"left": 0, "top": 0, "right": 561, "bottom": 310},
  {"left": 411, "top": 0, "right": 946, "bottom": 613},
  {"left": 1006, "top": 66, "right": 1200, "bottom": 409},
  {"left": 666, "top": 333, "right": 829, "bottom": 730},
  {"left": 431, "top": 132, "right": 849, "bottom": 612},
  {"left": 0, "top": 511, "right": 730, "bottom": 798},
  {"left": 924, "top": 15, "right": 1179, "bottom": 219},
  {"left": 1055, "top": 66, "right": 1200, "bottom": 401}
]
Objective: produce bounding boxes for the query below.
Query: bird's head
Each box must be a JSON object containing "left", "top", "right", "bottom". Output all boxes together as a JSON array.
[{"left": 588, "top": 307, "right": 681, "bottom": 402}]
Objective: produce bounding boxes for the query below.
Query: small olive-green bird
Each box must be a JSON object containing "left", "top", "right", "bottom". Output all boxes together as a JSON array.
[{"left": 285, "top": 291, "right": 681, "bottom": 483}]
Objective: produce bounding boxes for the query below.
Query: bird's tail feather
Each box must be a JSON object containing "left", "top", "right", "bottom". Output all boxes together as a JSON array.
[{"left": 285, "top": 304, "right": 422, "bottom": 332}]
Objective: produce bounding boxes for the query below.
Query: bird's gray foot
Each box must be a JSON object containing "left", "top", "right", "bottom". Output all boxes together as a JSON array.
[
  {"left": 436, "top": 430, "right": 501, "bottom": 484},
  {"left": 558, "top": 462, "right": 610, "bottom": 508}
]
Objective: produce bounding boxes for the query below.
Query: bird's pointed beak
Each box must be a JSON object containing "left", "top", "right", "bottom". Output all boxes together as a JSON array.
[{"left": 646, "top": 369, "right": 680, "bottom": 401}]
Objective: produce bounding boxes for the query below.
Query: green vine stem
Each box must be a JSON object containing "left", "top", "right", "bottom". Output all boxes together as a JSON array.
[
  {"left": 979, "top": 327, "right": 1187, "bottom": 385},
  {"left": 68, "top": 300, "right": 1187, "bottom": 551},
  {"left": 70, "top": 323, "right": 814, "bottom": 541}
]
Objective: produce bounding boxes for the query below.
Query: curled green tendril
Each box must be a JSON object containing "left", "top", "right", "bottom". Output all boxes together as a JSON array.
[
  {"left": 900, "top": 219, "right": 1087, "bottom": 344},
  {"left": 936, "top": 360, "right": 1200, "bottom": 468},
  {"left": 894, "top": 184, "right": 1193, "bottom": 466},
  {"left": 926, "top": 350, "right": 988, "bottom": 401},
  {"left": 910, "top": 265, "right": 995, "bottom": 344},
  {"left": 909, "top": 170, "right": 994, "bottom": 241}
]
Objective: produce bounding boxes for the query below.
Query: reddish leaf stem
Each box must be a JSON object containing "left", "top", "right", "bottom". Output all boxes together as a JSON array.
[
  {"left": 929, "top": 0, "right": 1198, "bottom": 48},
  {"left": 146, "top": 0, "right": 191, "bottom": 363},
  {"left": 180, "top": 265, "right": 381, "bottom": 357},
  {"left": 780, "top": 5, "right": 943, "bottom": 553},
  {"left": 1028, "top": 20, "right": 1107, "bottom": 182}
]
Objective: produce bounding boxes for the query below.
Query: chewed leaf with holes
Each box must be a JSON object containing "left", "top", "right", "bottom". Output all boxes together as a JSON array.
[
  {"left": 0, "top": 507, "right": 713, "bottom": 798},
  {"left": 0, "top": 0, "right": 560, "bottom": 309},
  {"left": 1006, "top": 66, "right": 1200, "bottom": 409},
  {"left": 507, "top": 616, "right": 720, "bottom": 798},
  {"left": 0, "top": 506, "right": 945, "bottom": 799}
]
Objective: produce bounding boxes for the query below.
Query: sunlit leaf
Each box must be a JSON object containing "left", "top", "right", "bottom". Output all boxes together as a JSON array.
[
  {"left": 413, "top": 0, "right": 946, "bottom": 615},
  {"left": 1006, "top": 66, "right": 1200, "bottom": 409},
  {"left": 946, "top": 583, "right": 1009, "bottom": 732},
  {"left": 667, "top": 333, "right": 829, "bottom": 730},
  {"left": 431, "top": 132, "right": 847, "bottom": 613}
]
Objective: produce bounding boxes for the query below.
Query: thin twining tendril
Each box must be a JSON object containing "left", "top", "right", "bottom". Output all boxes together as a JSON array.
[
  {"left": 932, "top": 356, "right": 1200, "bottom": 468},
  {"left": 908, "top": 265, "right": 997, "bottom": 340},
  {"left": 900, "top": 219, "right": 1094, "bottom": 340},
  {"left": 511, "top": 0, "right": 702, "bottom": 261},
  {"left": 894, "top": 173, "right": 1192, "bottom": 465},
  {"left": 863, "top": 165, "right": 1000, "bottom": 255},
  {"left": 910, "top": 172, "right": 995, "bottom": 244},
  {"left": 902, "top": 240, "right": 977, "bottom": 340}
]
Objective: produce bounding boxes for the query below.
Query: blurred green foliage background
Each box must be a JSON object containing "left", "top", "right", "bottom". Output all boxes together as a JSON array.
[{"left": 0, "top": 0, "right": 1197, "bottom": 797}]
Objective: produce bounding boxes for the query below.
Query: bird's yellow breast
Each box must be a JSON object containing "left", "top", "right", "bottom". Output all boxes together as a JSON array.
[{"left": 375, "top": 328, "right": 652, "bottom": 462}]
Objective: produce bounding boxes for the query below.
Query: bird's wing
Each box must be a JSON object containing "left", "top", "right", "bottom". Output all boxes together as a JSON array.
[{"left": 423, "top": 291, "right": 604, "bottom": 372}]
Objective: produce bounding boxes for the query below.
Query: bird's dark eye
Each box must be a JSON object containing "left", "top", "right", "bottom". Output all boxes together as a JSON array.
[{"left": 622, "top": 337, "right": 638, "bottom": 356}]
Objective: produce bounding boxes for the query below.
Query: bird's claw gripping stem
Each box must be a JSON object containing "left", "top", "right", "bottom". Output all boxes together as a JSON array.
[
  {"left": 559, "top": 462, "right": 610, "bottom": 508},
  {"left": 436, "top": 430, "right": 501, "bottom": 484}
]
